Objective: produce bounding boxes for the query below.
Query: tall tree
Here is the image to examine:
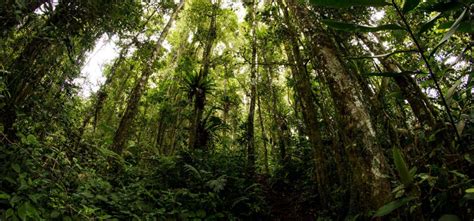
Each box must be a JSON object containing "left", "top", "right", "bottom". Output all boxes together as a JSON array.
[
  {"left": 1, "top": 0, "right": 141, "bottom": 142},
  {"left": 286, "top": 0, "right": 391, "bottom": 213},
  {"left": 79, "top": 9, "right": 158, "bottom": 141},
  {"left": 358, "top": 34, "right": 438, "bottom": 129},
  {"left": 112, "top": 0, "right": 186, "bottom": 153},
  {"left": 245, "top": 0, "right": 258, "bottom": 175},
  {"left": 276, "top": 0, "right": 330, "bottom": 207},
  {"left": 188, "top": 0, "right": 219, "bottom": 150},
  {"left": 0, "top": 0, "right": 49, "bottom": 36}
]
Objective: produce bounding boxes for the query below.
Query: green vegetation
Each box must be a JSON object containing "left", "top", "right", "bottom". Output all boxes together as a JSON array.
[{"left": 0, "top": 0, "right": 472, "bottom": 220}]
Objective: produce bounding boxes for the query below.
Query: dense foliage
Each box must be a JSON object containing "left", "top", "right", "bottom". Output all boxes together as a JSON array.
[{"left": 0, "top": 0, "right": 472, "bottom": 220}]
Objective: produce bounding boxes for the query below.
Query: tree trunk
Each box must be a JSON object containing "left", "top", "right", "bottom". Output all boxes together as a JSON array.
[
  {"left": 78, "top": 45, "right": 131, "bottom": 142},
  {"left": 1, "top": 1, "right": 93, "bottom": 142},
  {"left": 358, "top": 34, "right": 438, "bottom": 128},
  {"left": 155, "top": 114, "right": 165, "bottom": 151},
  {"left": 189, "top": 1, "right": 218, "bottom": 150},
  {"left": 277, "top": 0, "right": 330, "bottom": 207},
  {"left": 262, "top": 51, "right": 289, "bottom": 161},
  {"left": 287, "top": 1, "right": 392, "bottom": 213},
  {"left": 318, "top": 36, "right": 391, "bottom": 213},
  {"left": 112, "top": 0, "right": 185, "bottom": 153},
  {"left": 245, "top": 0, "right": 258, "bottom": 175},
  {"left": 257, "top": 89, "right": 269, "bottom": 174}
]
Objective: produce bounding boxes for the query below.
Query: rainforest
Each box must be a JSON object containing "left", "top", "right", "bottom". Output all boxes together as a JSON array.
[{"left": 0, "top": 0, "right": 473, "bottom": 220}]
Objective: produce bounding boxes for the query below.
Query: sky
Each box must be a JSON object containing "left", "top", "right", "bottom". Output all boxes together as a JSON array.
[{"left": 76, "top": 35, "right": 119, "bottom": 97}]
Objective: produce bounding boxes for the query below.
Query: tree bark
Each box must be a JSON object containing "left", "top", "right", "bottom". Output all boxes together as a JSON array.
[
  {"left": 245, "top": 0, "right": 258, "bottom": 175},
  {"left": 318, "top": 36, "right": 391, "bottom": 213},
  {"left": 287, "top": 2, "right": 392, "bottom": 213},
  {"left": 112, "top": 0, "right": 185, "bottom": 153},
  {"left": 189, "top": 1, "right": 218, "bottom": 150},
  {"left": 257, "top": 89, "right": 269, "bottom": 174},
  {"left": 277, "top": 0, "right": 330, "bottom": 207},
  {"left": 358, "top": 34, "right": 438, "bottom": 128},
  {"left": 78, "top": 45, "right": 132, "bottom": 143},
  {"left": 261, "top": 49, "right": 289, "bottom": 161}
]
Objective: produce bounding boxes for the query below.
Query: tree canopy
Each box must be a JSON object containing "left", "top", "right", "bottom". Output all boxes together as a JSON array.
[{"left": 0, "top": 0, "right": 472, "bottom": 220}]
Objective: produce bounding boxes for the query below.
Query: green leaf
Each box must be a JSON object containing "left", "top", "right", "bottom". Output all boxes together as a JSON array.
[
  {"left": 25, "top": 202, "right": 39, "bottom": 219},
  {"left": 438, "top": 214, "right": 461, "bottom": 221},
  {"left": 27, "top": 193, "right": 44, "bottom": 204},
  {"left": 409, "top": 166, "right": 417, "bottom": 177},
  {"left": 184, "top": 164, "right": 202, "bottom": 180},
  {"left": 5, "top": 208, "right": 15, "bottom": 218},
  {"left": 421, "top": 1, "right": 462, "bottom": 13},
  {"left": 99, "top": 214, "right": 113, "bottom": 219},
  {"left": 465, "top": 192, "right": 474, "bottom": 200},
  {"left": 50, "top": 210, "right": 61, "bottom": 218},
  {"left": 12, "top": 163, "right": 21, "bottom": 173},
  {"left": 446, "top": 79, "right": 462, "bottom": 105},
  {"left": 402, "top": 0, "right": 420, "bottom": 13},
  {"left": 438, "top": 21, "right": 474, "bottom": 33},
  {"left": 464, "top": 154, "right": 473, "bottom": 164},
  {"left": 430, "top": 8, "right": 467, "bottom": 58},
  {"left": 10, "top": 195, "right": 22, "bottom": 206},
  {"left": 373, "top": 197, "right": 415, "bottom": 217},
  {"left": 309, "top": 0, "right": 389, "bottom": 8},
  {"left": 418, "top": 13, "right": 444, "bottom": 34},
  {"left": 231, "top": 196, "right": 249, "bottom": 208},
  {"left": 97, "top": 146, "right": 123, "bottom": 163},
  {"left": 207, "top": 175, "right": 227, "bottom": 192},
  {"left": 449, "top": 170, "right": 467, "bottom": 178},
  {"left": 26, "top": 134, "right": 37, "bottom": 143},
  {"left": 0, "top": 193, "right": 10, "bottom": 200},
  {"left": 196, "top": 209, "right": 206, "bottom": 218},
  {"left": 81, "top": 190, "right": 94, "bottom": 199},
  {"left": 96, "top": 195, "right": 108, "bottom": 201},
  {"left": 392, "top": 148, "right": 413, "bottom": 186},
  {"left": 18, "top": 202, "right": 29, "bottom": 220},
  {"left": 466, "top": 188, "right": 474, "bottom": 193},
  {"left": 322, "top": 20, "right": 404, "bottom": 32}
]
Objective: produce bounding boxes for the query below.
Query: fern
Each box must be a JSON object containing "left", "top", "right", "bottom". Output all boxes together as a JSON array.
[
  {"left": 206, "top": 175, "right": 227, "bottom": 192},
  {"left": 184, "top": 164, "right": 202, "bottom": 181}
]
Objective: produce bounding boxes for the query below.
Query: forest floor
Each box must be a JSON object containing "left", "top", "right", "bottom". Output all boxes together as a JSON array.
[{"left": 258, "top": 175, "right": 315, "bottom": 220}]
